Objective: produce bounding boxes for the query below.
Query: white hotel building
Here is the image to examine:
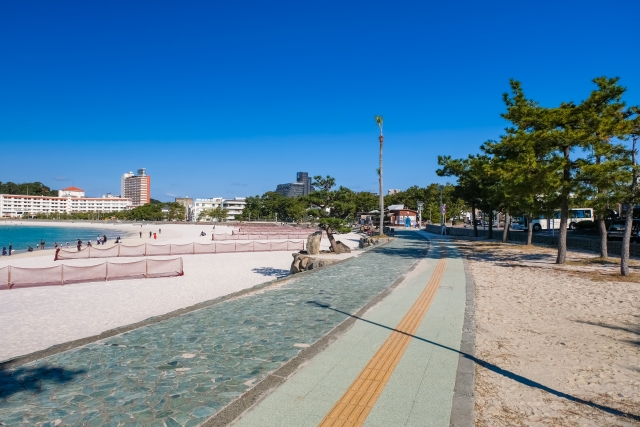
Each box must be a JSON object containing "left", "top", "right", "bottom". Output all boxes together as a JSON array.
[
  {"left": 0, "top": 187, "right": 132, "bottom": 218},
  {"left": 192, "top": 197, "right": 246, "bottom": 221}
]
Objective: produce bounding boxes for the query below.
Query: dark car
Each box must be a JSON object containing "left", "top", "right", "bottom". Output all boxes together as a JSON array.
[{"left": 607, "top": 219, "right": 640, "bottom": 243}]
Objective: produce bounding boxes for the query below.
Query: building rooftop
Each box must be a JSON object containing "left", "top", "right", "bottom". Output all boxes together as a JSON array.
[{"left": 61, "top": 186, "right": 84, "bottom": 192}]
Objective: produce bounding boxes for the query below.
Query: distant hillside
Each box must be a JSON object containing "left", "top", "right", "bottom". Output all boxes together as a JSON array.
[{"left": 0, "top": 181, "right": 58, "bottom": 196}]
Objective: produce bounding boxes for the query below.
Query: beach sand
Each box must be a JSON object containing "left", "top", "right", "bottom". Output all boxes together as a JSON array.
[
  {"left": 0, "top": 221, "right": 363, "bottom": 361},
  {"left": 458, "top": 240, "right": 640, "bottom": 426}
]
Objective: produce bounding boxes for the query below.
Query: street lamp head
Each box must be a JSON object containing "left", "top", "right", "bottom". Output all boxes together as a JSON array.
[{"left": 438, "top": 185, "right": 444, "bottom": 191}]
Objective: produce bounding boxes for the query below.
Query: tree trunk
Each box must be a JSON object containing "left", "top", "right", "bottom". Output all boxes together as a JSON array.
[
  {"left": 487, "top": 207, "right": 493, "bottom": 239},
  {"left": 622, "top": 139, "right": 637, "bottom": 276},
  {"left": 502, "top": 212, "right": 509, "bottom": 243},
  {"left": 556, "top": 146, "right": 571, "bottom": 264},
  {"left": 471, "top": 202, "right": 478, "bottom": 237},
  {"left": 597, "top": 217, "right": 608, "bottom": 258},
  {"left": 379, "top": 135, "right": 384, "bottom": 235},
  {"left": 526, "top": 214, "right": 533, "bottom": 245},
  {"left": 621, "top": 206, "right": 633, "bottom": 275}
]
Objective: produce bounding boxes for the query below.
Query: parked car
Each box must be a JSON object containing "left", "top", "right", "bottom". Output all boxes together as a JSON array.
[{"left": 607, "top": 219, "right": 640, "bottom": 243}]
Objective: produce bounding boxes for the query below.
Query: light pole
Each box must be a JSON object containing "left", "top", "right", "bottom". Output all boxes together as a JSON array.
[
  {"left": 439, "top": 185, "right": 444, "bottom": 225},
  {"left": 417, "top": 201, "right": 424, "bottom": 229}
]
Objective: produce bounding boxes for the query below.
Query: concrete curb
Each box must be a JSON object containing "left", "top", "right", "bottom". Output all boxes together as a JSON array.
[
  {"left": 202, "top": 234, "right": 430, "bottom": 427},
  {"left": 450, "top": 256, "right": 476, "bottom": 427}
]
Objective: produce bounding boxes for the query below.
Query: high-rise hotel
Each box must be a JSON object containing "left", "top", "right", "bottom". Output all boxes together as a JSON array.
[{"left": 122, "top": 168, "right": 151, "bottom": 206}]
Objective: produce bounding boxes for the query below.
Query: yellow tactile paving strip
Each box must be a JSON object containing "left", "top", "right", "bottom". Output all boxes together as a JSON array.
[{"left": 317, "top": 251, "right": 447, "bottom": 427}]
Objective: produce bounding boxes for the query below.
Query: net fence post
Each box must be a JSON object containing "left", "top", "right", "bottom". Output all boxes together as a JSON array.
[
  {"left": 192, "top": 242, "right": 195, "bottom": 254},
  {"left": 180, "top": 257, "right": 183, "bottom": 275},
  {"left": 105, "top": 262, "right": 108, "bottom": 281},
  {"left": 234, "top": 242, "right": 237, "bottom": 252},
  {"left": 61, "top": 265, "right": 64, "bottom": 285},
  {"left": 118, "top": 245, "right": 120, "bottom": 257},
  {"left": 7, "top": 266, "right": 11, "bottom": 290},
  {"left": 145, "top": 243, "right": 147, "bottom": 256},
  {"left": 89, "top": 247, "right": 91, "bottom": 259},
  {"left": 146, "top": 260, "right": 148, "bottom": 278},
  {"left": 169, "top": 244, "right": 172, "bottom": 256}
]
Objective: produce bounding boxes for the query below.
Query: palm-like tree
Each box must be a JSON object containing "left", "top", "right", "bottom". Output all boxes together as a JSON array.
[{"left": 374, "top": 115, "right": 384, "bottom": 234}]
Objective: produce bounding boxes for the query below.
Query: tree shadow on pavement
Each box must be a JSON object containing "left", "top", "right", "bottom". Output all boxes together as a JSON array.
[
  {"left": 251, "top": 267, "right": 289, "bottom": 278},
  {"left": 306, "top": 300, "right": 640, "bottom": 422},
  {"left": 0, "top": 365, "right": 86, "bottom": 399}
]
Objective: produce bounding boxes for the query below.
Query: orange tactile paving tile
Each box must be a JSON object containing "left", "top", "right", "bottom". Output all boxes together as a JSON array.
[{"left": 318, "top": 250, "right": 447, "bottom": 427}]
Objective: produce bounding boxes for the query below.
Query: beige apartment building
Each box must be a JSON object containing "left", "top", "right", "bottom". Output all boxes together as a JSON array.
[{"left": 122, "top": 168, "right": 151, "bottom": 206}]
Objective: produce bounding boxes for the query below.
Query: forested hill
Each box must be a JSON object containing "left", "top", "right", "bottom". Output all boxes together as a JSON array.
[{"left": 0, "top": 182, "right": 58, "bottom": 196}]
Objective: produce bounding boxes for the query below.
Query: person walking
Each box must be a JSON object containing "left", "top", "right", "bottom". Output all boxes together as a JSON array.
[
  {"left": 40, "top": 239, "right": 45, "bottom": 250},
  {"left": 139, "top": 231, "right": 142, "bottom": 238},
  {"left": 8, "top": 243, "right": 12, "bottom": 256},
  {"left": 77, "top": 239, "right": 82, "bottom": 251},
  {"left": 159, "top": 228, "right": 161, "bottom": 234},
  {"left": 153, "top": 233, "right": 157, "bottom": 240},
  {"left": 149, "top": 231, "right": 152, "bottom": 238},
  {"left": 2, "top": 246, "right": 6, "bottom": 256},
  {"left": 102, "top": 235, "right": 107, "bottom": 245}
]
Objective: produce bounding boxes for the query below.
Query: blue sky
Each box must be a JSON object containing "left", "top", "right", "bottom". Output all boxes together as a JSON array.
[{"left": 2, "top": 1, "right": 639, "bottom": 200}]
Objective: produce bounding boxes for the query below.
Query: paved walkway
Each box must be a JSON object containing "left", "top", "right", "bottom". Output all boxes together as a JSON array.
[
  {"left": 0, "top": 232, "right": 439, "bottom": 427},
  {"left": 231, "top": 233, "right": 468, "bottom": 427}
]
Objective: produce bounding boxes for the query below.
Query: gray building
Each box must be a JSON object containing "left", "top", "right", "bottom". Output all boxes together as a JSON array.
[
  {"left": 174, "top": 197, "right": 194, "bottom": 221},
  {"left": 296, "top": 172, "right": 311, "bottom": 195},
  {"left": 276, "top": 172, "right": 312, "bottom": 197}
]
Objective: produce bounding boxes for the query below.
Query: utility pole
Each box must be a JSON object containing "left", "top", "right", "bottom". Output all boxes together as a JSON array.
[{"left": 439, "top": 185, "right": 444, "bottom": 225}]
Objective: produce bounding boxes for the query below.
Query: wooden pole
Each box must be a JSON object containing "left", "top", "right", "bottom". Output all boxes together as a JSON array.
[
  {"left": 61, "top": 265, "right": 64, "bottom": 285},
  {"left": 145, "top": 260, "right": 148, "bottom": 278},
  {"left": 105, "top": 262, "right": 108, "bottom": 281},
  {"left": 7, "top": 266, "right": 11, "bottom": 290}
]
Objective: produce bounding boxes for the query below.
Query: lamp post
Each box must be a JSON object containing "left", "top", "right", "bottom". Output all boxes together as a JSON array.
[
  {"left": 439, "top": 185, "right": 444, "bottom": 225},
  {"left": 417, "top": 201, "right": 424, "bottom": 229}
]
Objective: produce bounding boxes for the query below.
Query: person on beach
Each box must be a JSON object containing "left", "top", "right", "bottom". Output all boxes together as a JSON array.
[
  {"left": 102, "top": 235, "right": 107, "bottom": 245},
  {"left": 9, "top": 243, "right": 12, "bottom": 255},
  {"left": 149, "top": 231, "right": 152, "bottom": 238},
  {"left": 40, "top": 240, "right": 45, "bottom": 250},
  {"left": 97, "top": 236, "right": 101, "bottom": 245},
  {"left": 54, "top": 242, "right": 58, "bottom": 249},
  {"left": 159, "top": 228, "right": 161, "bottom": 234},
  {"left": 65, "top": 242, "right": 68, "bottom": 247},
  {"left": 153, "top": 233, "right": 157, "bottom": 240},
  {"left": 77, "top": 239, "right": 82, "bottom": 251},
  {"left": 139, "top": 231, "right": 142, "bottom": 238},
  {"left": 2, "top": 246, "right": 6, "bottom": 256},
  {"left": 28, "top": 246, "right": 33, "bottom": 252}
]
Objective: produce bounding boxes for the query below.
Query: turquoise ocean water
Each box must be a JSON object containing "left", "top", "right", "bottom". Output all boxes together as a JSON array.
[{"left": 0, "top": 224, "right": 125, "bottom": 254}]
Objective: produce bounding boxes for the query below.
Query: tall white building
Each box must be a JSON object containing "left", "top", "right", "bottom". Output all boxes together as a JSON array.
[
  {"left": 0, "top": 194, "right": 132, "bottom": 217},
  {"left": 121, "top": 172, "right": 134, "bottom": 197}
]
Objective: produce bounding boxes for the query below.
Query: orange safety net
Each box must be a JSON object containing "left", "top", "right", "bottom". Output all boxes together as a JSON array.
[
  {"left": 54, "top": 241, "right": 305, "bottom": 261},
  {"left": 2, "top": 258, "right": 185, "bottom": 290}
]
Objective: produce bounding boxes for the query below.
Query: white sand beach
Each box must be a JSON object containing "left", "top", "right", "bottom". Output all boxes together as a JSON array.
[
  {"left": 0, "top": 221, "right": 363, "bottom": 361},
  {"left": 460, "top": 241, "right": 640, "bottom": 426}
]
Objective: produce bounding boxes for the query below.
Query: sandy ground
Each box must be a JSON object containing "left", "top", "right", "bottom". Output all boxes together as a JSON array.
[
  {"left": 0, "top": 222, "right": 363, "bottom": 361},
  {"left": 458, "top": 240, "right": 640, "bottom": 426}
]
